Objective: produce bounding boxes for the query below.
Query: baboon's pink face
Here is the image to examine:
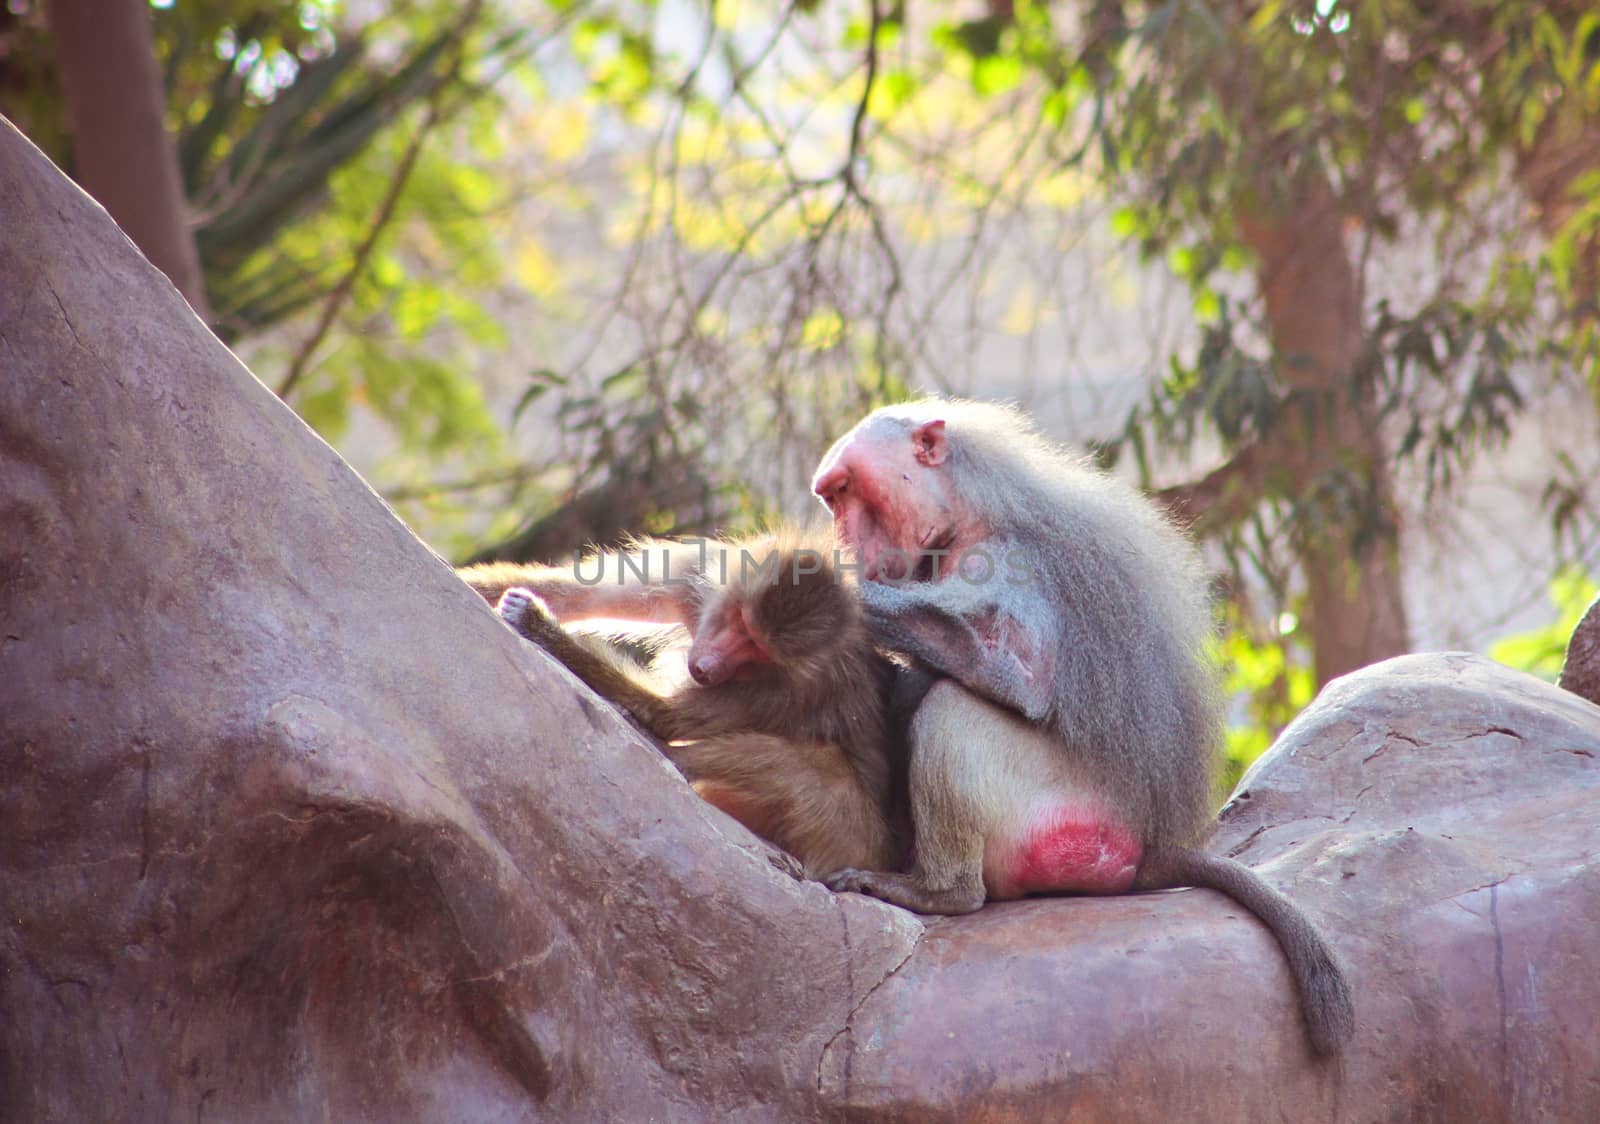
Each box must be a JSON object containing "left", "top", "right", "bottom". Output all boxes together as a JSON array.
[
  {"left": 811, "top": 416, "right": 953, "bottom": 581},
  {"left": 687, "top": 597, "right": 769, "bottom": 686}
]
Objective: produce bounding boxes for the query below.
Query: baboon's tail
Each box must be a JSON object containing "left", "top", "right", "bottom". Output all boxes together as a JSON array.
[{"left": 1136, "top": 848, "right": 1355, "bottom": 1056}]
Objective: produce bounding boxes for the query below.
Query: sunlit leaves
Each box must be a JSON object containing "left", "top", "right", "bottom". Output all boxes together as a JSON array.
[
  {"left": 971, "top": 54, "right": 1024, "bottom": 97},
  {"left": 1218, "top": 598, "right": 1316, "bottom": 791},
  {"left": 573, "top": 18, "right": 657, "bottom": 114},
  {"left": 515, "top": 240, "right": 562, "bottom": 298},
  {"left": 534, "top": 102, "right": 591, "bottom": 162},
  {"left": 392, "top": 284, "right": 444, "bottom": 339},
  {"left": 842, "top": 11, "right": 902, "bottom": 51},
  {"left": 799, "top": 308, "right": 845, "bottom": 351},
  {"left": 867, "top": 69, "right": 919, "bottom": 118},
  {"left": 1035, "top": 168, "right": 1088, "bottom": 209},
  {"left": 1488, "top": 567, "right": 1599, "bottom": 681}
]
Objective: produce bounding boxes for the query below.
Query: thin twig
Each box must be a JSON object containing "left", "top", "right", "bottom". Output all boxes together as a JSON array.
[{"left": 382, "top": 465, "right": 542, "bottom": 502}]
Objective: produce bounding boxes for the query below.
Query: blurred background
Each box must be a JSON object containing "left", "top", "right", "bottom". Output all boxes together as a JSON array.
[{"left": 5, "top": 0, "right": 1597, "bottom": 782}]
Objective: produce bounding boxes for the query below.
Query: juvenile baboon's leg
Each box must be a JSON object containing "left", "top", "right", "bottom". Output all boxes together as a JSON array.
[{"left": 669, "top": 734, "right": 897, "bottom": 879}]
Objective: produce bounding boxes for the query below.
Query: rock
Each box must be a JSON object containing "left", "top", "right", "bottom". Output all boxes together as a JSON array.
[
  {"left": 822, "top": 653, "right": 1600, "bottom": 1120},
  {"left": 0, "top": 114, "right": 917, "bottom": 1121},
  {"left": 4, "top": 114, "right": 1599, "bottom": 1121},
  {"left": 1560, "top": 594, "right": 1600, "bottom": 705}
]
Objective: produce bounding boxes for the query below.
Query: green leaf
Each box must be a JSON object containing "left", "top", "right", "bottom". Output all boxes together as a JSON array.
[
  {"left": 972, "top": 55, "right": 1024, "bottom": 97},
  {"left": 875, "top": 69, "right": 918, "bottom": 115}
]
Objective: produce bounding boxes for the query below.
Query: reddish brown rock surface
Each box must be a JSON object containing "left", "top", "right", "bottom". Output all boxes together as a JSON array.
[{"left": 4, "top": 115, "right": 1599, "bottom": 1121}]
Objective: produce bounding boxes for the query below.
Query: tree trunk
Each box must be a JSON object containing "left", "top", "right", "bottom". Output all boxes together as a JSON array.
[
  {"left": 5, "top": 114, "right": 1597, "bottom": 1121},
  {"left": 44, "top": 0, "right": 209, "bottom": 320},
  {"left": 1237, "top": 173, "right": 1411, "bottom": 685}
]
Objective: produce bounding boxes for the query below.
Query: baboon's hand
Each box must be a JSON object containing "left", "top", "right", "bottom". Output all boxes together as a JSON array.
[
  {"left": 823, "top": 868, "right": 876, "bottom": 894},
  {"left": 824, "top": 867, "right": 986, "bottom": 914},
  {"left": 764, "top": 846, "right": 807, "bottom": 882},
  {"left": 497, "top": 587, "right": 557, "bottom": 637}
]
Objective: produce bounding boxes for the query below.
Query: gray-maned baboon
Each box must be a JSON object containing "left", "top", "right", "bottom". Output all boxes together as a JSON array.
[{"left": 811, "top": 398, "right": 1354, "bottom": 1056}]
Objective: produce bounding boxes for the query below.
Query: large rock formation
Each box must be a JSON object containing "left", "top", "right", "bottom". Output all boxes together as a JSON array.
[
  {"left": 3, "top": 115, "right": 1598, "bottom": 1121},
  {"left": 0, "top": 116, "right": 918, "bottom": 1121}
]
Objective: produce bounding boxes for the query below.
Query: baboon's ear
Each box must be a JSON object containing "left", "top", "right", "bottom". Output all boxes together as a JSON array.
[{"left": 912, "top": 419, "right": 947, "bottom": 467}]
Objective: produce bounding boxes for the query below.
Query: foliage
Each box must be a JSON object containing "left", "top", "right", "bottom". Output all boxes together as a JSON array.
[
  {"left": 165, "top": 0, "right": 528, "bottom": 478},
  {"left": 515, "top": 0, "right": 1600, "bottom": 633},
  {"left": 2, "top": 0, "right": 545, "bottom": 536},
  {"left": 8, "top": 0, "right": 1600, "bottom": 737},
  {"left": 1041, "top": 1, "right": 1600, "bottom": 576},
  {"left": 1216, "top": 596, "right": 1316, "bottom": 793},
  {"left": 1489, "top": 566, "right": 1600, "bottom": 680}
]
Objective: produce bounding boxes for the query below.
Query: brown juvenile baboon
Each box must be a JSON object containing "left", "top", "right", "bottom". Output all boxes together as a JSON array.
[
  {"left": 810, "top": 398, "right": 1356, "bottom": 1057},
  {"left": 471, "top": 532, "right": 928, "bottom": 880}
]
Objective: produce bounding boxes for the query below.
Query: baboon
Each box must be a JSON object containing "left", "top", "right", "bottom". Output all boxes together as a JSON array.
[
  {"left": 810, "top": 398, "right": 1355, "bottom": 1056},
  {"left": 467, "top": 532, "right": 928, "bottom": 879}
]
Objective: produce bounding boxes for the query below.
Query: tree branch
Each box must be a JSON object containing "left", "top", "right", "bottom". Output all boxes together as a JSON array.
[
  {"left": 274, "top": 95, "right": 442, "bottom": 399},
  {"left": 1152, "top": 440, "right": 1267, "bottom": 535}
]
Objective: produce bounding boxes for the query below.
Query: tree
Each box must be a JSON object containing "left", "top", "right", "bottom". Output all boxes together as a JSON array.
[
  {"left": 548, "top": 0, "right": 1600, "bottom": 693},
  {"left": 44, "top": 0, "right": 209, "bottom": 318},
  {"left": 0, "top": 2, "right": 530, "bottom": 524},
  {"left": 10, "top": 0, "right": 1595, "bottom": 699},
  {"left": 1062, "top": 0, "right": 1600, "bottom": 684}
]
